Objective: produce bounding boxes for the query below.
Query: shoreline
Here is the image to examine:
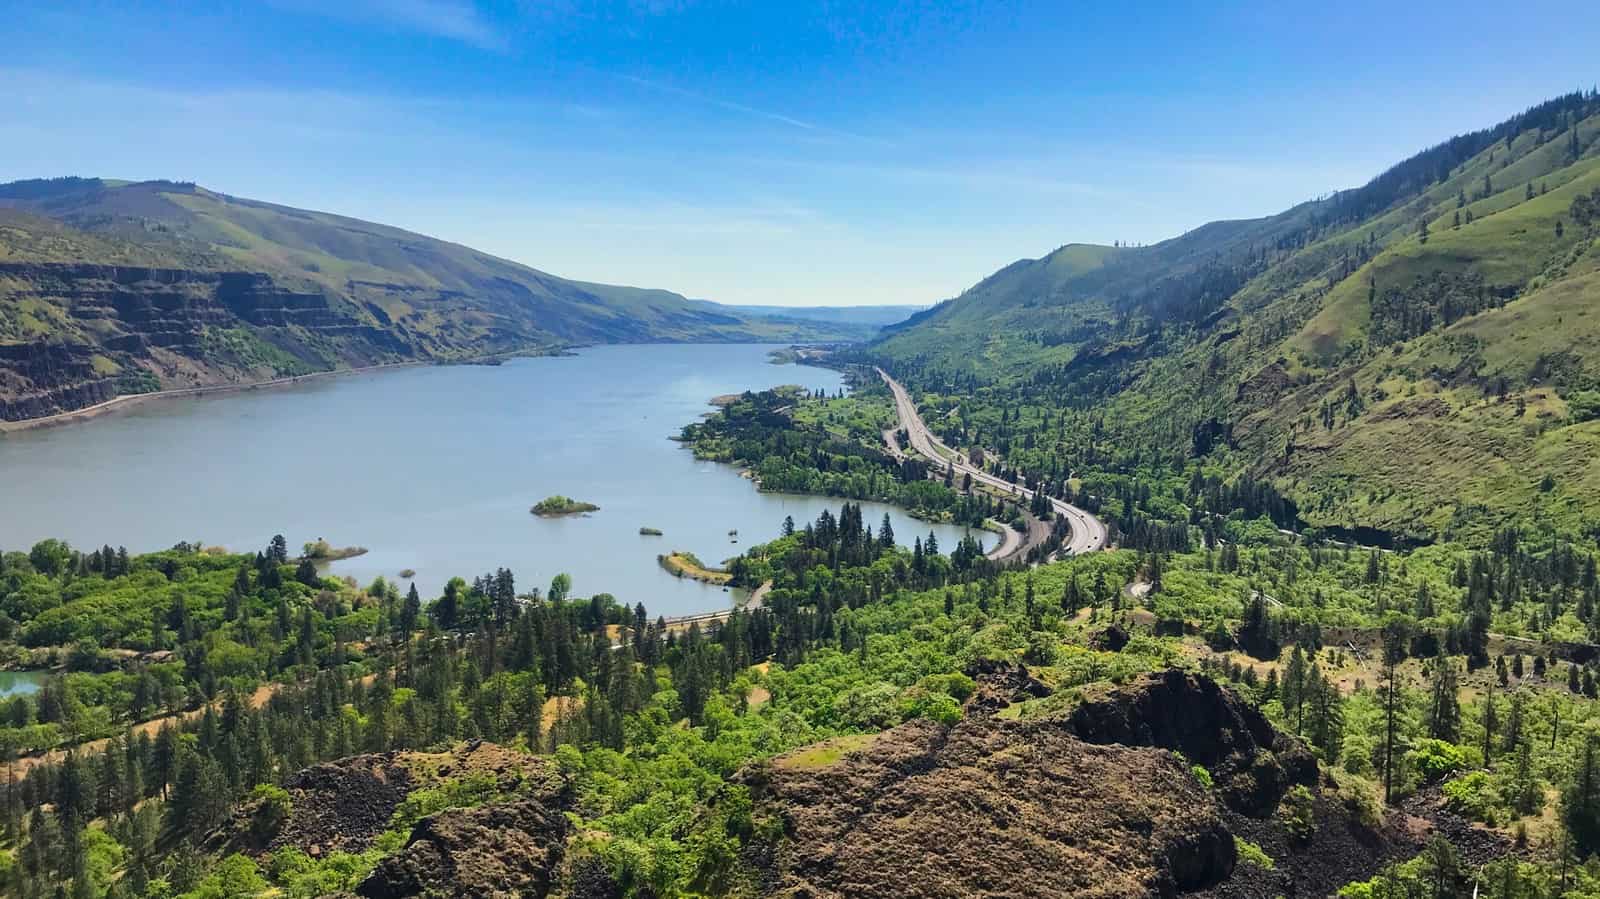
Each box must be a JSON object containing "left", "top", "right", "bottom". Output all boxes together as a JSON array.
[
  {"left": 0, "top": 350, "right": 555, "bottom": 435},
  {"left": 0, "top": 341, "right": 820, "bottom": 435}
]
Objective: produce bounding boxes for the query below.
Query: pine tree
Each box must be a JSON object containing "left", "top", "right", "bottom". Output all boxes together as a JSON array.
[
  {"left": 401, "top": 582, "right": 422, "bottom": 637},
  {"left": 1427, "top": 661, "right": 1461, "bottom": 741},
  {"left": 1563, "top": 734, "right": 1600, "bottom": 855},
  {"left": 1381, "top": 625, "right": 1405, "bottom": 805},
  {"left": 1283, "top": 644, "right": 1308, "bottom": 732},
  {"left": 1303, "top": 666, "right": 1343, "bottom": 761},
  {"left": 1481, "top": 683, "right": 1497, "bottom": 766}
]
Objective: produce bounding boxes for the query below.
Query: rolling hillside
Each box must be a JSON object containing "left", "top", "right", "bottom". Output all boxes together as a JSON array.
[
  {"left": 0, "top": 178, "right": 852, "bottom": 422},
  {"left": 866, "top": 90, "right": 1600, "bottom": 543}
]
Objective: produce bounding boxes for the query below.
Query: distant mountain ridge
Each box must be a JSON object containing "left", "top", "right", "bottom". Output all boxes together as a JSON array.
[
  {"left": 721, "top": 303, "right": 926, "bottom": 332},
  {"left": 865, "top": 90, "right": 1600, "bottom": 541},
  {"left": 0, "top": 178, "right": 857, "bottom": 422}
]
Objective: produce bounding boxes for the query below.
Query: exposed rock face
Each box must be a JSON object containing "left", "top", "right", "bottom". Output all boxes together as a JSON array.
[
  {"left": 745, "top": 716, "right": 1237, "bottom": 899},
  {"left": 272, "top": 755, "right": 417, "bottom": 856},
  {"left": 1065, "top": 670, "right": 1317, "bottom": 816},
  {"left": 962, "top": 657, "right": 1051, "bottom": 714},
  {"left": 0, "top": 262, "right": 411, "bottom": 421},
  {"left": 0, "top": 343, "right": 118, "bottom": 421},
  {"left": 214, "top": 741, "right": 553, "bottom": 860},
  {"left": 356, "top": 794, "right": 570, "bottom": 899},
  {"left": 1090, "top": 623, "right": 1131, "bottom": 652}
]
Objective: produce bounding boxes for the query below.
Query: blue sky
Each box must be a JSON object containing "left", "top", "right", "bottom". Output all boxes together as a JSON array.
[{"left": 2, "top": 1, "right": 1596, "bottom": 306}]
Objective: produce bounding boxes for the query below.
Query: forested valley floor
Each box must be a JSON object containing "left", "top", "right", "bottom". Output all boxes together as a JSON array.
[{"left": 0, "top": 376, "right": 1598, "bottom": 898}]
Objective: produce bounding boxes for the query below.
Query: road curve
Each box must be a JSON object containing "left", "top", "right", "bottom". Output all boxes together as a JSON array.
[
  {"left": 885, "top": 426, "right": 1022, "bottom": 561},
  {"left": 877, "top": 368, "right": 1108, "bottom": 556}
]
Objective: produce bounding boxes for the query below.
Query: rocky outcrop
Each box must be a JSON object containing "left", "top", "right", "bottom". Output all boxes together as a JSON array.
[
  {"left": 213, "top": 741, "right": 553, "bottom": 860},
  {"left": 272, "top": 754, "right": 417, "bottom": 856},
  {"left": 732, "top": 671, "right": 1331, "bottom": 898},
  {"left": 356, "top": 789, "right": 570, "bottom": 899},
  {"left": 962, "top": 657, "right": 1051, "bottom": 714},
  {"left": 0, "top": 343, "right": 118, "bottom": 420},
  {"left": 1065, "top": 670, "right": 1317, "bottom": 816},
  {"left": 744, "top": 716, "right": 1237, "bottom": 899}
]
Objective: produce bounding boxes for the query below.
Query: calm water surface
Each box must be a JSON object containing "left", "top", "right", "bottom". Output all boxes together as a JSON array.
[
  {"left": 0, "top": 670, "right": 45, "bottom": 697},
  {"left": 0, "top": 345, "right": 983, "bottom": 615}
]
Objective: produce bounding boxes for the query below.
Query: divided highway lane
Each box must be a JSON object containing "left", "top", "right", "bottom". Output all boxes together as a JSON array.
[{"left": 877, "top": 368, "right": 1109, "bottom": 557}]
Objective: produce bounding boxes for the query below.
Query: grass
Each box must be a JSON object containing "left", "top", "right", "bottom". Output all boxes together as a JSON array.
[
  {"left": 1288, "top": 152, "right": 1600, "bottom": 362},
  {"left": 775, "top": 733, "right": 879, "bottom": 770},
  {"left": 864, "top": 111, "right": 1600, "bottom": 543}
]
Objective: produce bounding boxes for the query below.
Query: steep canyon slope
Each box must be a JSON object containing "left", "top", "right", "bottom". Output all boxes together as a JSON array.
[{"left": 866, "top": 91, "right": 1600, "bottom": 543}]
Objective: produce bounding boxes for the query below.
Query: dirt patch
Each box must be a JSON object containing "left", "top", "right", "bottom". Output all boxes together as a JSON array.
[{"left": 542, "top": 694, "right": 583, "bottom": 732}]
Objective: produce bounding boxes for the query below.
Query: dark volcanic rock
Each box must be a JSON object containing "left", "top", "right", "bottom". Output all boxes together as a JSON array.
[
  {"left": 213, "top": 741, "right": 552, "bottom": 860},
  {"left": 962, "top": 658, "right": 1052, "bottom": 714},
  {"left": 1066, "top": 670, "right": 1317, "bottom": 816},
  {"left": 1090, "top": 623, "right": 1131, "bottom": 652},
  {"left": 745, "top": 715, "right": 1237, "bottom": 899},
  {"left": 356, "top": 798, "right": 570, "bottom": 899},
  {"left": 1200, "top": 795, "right": 1409, "bottom": 899},
  {"left": 273, "top": 755, "right": 416, "bottom": 855}
]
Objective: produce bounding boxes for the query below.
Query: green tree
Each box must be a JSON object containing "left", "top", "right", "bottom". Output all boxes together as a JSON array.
[
  {"left": 1427, "top": 661, "right": 1461, "bottom": 742},
  {"left": 1565, "top": 733, "right": 1600, "bottom": 857}
]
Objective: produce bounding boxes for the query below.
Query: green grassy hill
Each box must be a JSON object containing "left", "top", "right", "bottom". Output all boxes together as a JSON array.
[
  {"left": 865, "top": 90, "right": 1600, "bottom": 542},
  {"left": 0, "top": 178, "right": 855, "bottom": 421}
]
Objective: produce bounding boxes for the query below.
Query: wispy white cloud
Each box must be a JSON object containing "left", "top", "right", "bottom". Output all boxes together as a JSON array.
[
  {"left": 614, "top": 73, "right": 886, "bottom": 145},
  {"left": 270, "top": 0, "right": 506, "bottom": 51}
]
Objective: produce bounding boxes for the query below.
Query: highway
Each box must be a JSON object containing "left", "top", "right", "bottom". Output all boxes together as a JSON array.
[{"left": 877, "top": 368, "right": 1109, "bottom": 557}]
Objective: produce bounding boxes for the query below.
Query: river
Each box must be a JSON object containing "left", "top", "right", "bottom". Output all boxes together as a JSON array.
[
  {"left": 0, "top": 670, "right": 45, "bottom": 698},
  {"left": 0, "top": 345, "right": 985, "bottom": 616}
]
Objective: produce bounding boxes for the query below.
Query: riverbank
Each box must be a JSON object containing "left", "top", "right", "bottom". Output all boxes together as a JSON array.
[{"left": 0, "top": 348, "right": 562, "bottom": 434}]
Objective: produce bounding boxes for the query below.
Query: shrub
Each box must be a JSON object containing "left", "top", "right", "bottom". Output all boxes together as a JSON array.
[
  {"left": 1568, "top": 390, "right": 1600, "bottom": 423},
  {"left": 1234, "top": 837, "right": 1275, "bottom": 870},
  {"left": 249, "top": 783, "right": 293, "bottom": 844},
  {"left": 1441, "top": 771, "right": 1499, "bottom": 823},
  {"left": 1408, "top": 739, "right": 1467, "bottom": 782},
  {"left": 1280, "top": 784, "right": 1317, "bottom": 842}
]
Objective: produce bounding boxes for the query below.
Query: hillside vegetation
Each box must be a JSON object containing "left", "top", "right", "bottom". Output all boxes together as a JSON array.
[
  {"left": 0, "top": 178, "right": 855, "bottom": 422},
  {"left": 864, "top": 91, "right": 1600, "bottom": 543}
]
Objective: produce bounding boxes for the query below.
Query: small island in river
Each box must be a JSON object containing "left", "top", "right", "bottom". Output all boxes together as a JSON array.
[
  {"left": 301, "top": 539, "right": 369, "bottom": 562},
  {"left": 658, "top": 551, "right": 732, "bottom": 585},
  {"left": 531, "top": 495, "right": 600, "bottom": 516}
]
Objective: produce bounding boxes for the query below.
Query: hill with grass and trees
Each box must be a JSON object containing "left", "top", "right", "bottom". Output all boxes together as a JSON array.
[
  {"left": 0, "top": 178, "right": 861, "bottom": 423},
  {"left": 861, "top": 90, "right": 1600, "bottom": 545}
]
